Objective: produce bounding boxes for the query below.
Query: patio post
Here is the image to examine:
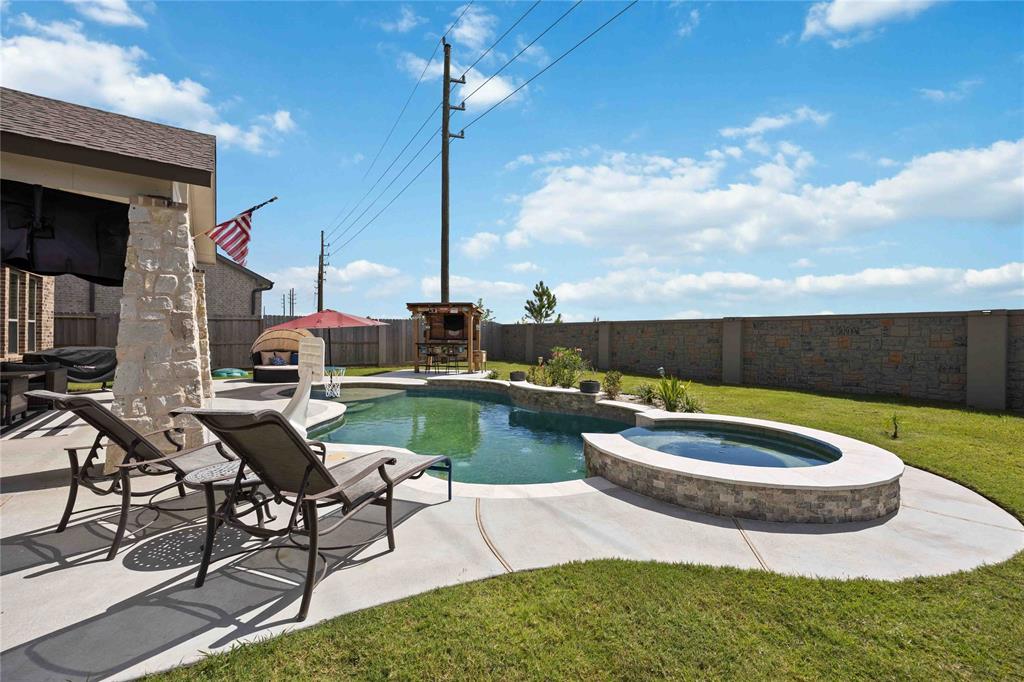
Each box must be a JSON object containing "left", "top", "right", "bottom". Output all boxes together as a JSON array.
[{"left": 109, "top": 196, "right": 208, "bottom": 470}]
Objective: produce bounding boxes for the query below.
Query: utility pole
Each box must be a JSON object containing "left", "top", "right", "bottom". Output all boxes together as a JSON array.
[
  {"left": 440, "top": 38, "right": 465, "bottom": 303},
  {"left": 316, "top": 230, "right": 327, "bottom": 312},
  {"left": 288, "top": 288, "right": 296, "bottom": 316},
  {"left": 281, "top": 293, "right": 286, "bottom": 315}
]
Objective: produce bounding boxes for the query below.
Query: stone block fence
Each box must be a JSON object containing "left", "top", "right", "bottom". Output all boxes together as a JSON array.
[{"left": 480, "top": 310, "right": 1023, "bottom": 411}]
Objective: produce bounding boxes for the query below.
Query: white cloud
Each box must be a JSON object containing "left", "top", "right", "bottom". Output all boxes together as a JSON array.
[
  {"left": 339, "top": 152, "right": 365, "bottom": 167},
  {"left": 459, "top": 231, "right": 501, "bottom": 259},
  {"left": 514, "top": 34, "right": 550, "bottom": 66},
  {"left": 670, "top": 309, "right": 706, "bottom": 319},
  {"left": 397, "top": 51, "right": 446, "bottom": 81},
  {"left": 266, "top": 259, "right": 403, "bottom": 307},
  {"left": 504, "top": 148, "right": 572, "bottom": 171},
  {"left": 505, "top": 154, "right": 536, "bottom": 171},
  {"left": 506, "top": 139, "right": 1024, "bottom": 254},
  {"left": 269, "top": 110, "right": 295, "bottom": 132},
  {"left": 459, "top": 67, "right": 519, "bottom": 109},
  {"left": 877, "top": 157, "right": 899, "bottom": 168},
  {"left": 677, "top": 8, "right": 700, "bottom": 38},
  {"left": 802, "top": 0, "right": 937, "bottom": 48},
  {"left": 750, "top": 142, "right": 815, "bottom": 190},
  {"left": 791, "top": 258, "right": 815, "bottom": 268},
  {"left": 66, "top": 0, "right": 146, "bottom": 28},
  {"left": 398, "top": 52, "right": 518, "bottom": 110},
  {"left": 918, "top": 79, "right": 982, "bottom": 103},
  {"left": 553, "top": 262, "right": 1024, "bottom": 306},
  {"left": 450, "top": 4, "right": 497, "bottom": 51},
  {"left": 720, "top": 106, "right": 831, "bottom": 138},
  {"left": 507, "top": 261, "right": 540, "bottom": 273},
  {"left": 420, "top": 275, "right": 527, "bottom": 300},
  {"left": 379, "top": 5, "right": 425, "bottom": 33},
  {"left": 1, "top": 16, "right": 296, "bottom": 154}
]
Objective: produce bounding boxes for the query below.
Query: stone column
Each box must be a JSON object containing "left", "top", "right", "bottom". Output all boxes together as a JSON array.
[
  {"left": 111, "top": 196, "right": 207, "bottom": 462},
  {"left": 721, "top": 318, "right": 743, "bottom": 384},
  {"left": 966, "top": 310, "right": 1008, "bottom": 410},
  {"left": 194, "top": 268, "right": 214, "bottom": 401},
  {"left": 597, "top": 321, "right": 612, "bottom": 370}
]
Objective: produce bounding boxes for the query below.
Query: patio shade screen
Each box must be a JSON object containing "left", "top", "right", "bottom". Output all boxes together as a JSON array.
[{"left": 1, "top": 179, "right": 129, "bottom": 286}]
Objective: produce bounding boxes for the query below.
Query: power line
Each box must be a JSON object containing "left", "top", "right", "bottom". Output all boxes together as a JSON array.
[
  {"left": 461, "top": 0, "right": 582, "bottom": 106},
  {"left": 464, "top": 0, "right": 638, "bottom": 132},
  {"left": 360, "top": 1, "right": 476, "bottom": 182},
  {"left": 332, "top": 151, "right": 442, "bottom": 254},
  {"left": 326, "top": 103, "right": 441, "bottom": 241},
  {"left": 461, "top": 0, "right": 543, "bottom": 78},
  {"left": 324, "top": 4, "right": 486, "bottom": 242},
  {"left": 333, "top": 0, "right": 638, "bottom": 259},
  {"left": 330, "top": 131, "right": 439, "bottom": 257}
]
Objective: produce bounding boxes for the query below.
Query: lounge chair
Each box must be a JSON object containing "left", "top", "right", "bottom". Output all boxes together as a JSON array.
[
  {"left": 174, "top": 406, "right": 452, "bottom": 622},
  {"left": 2, "top": 375, "right": 30, "bottom": 425},
  {"left": 24, "top": 390, "right": 249, "bottom": 560}
]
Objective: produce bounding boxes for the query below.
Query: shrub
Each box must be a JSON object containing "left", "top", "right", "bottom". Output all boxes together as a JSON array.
[
  {"left": 602, "top": 371, "right": 623, "bottom": 399},
  {"left": 546, "top": 346, "right": 590, "bottom": 389},
  {"left": 656, "top": 376, "right": 703, "bottom": 413},
  {"left": 526, "top": 363, "right": 548, "bottom": 386},
  {"left": 486, "top": 370, "right": 499, "bottom": 380},
  {"left": 635, "top": 383, "right": 657, "bottom": 404}
]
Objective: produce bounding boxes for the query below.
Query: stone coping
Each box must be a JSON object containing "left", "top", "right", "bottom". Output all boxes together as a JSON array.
[
  {"left": 585, "top": 411, "right": 904, "bottom": 492},
  {"left": 326, "top": 443, "right": 621, "bottom": 499}
]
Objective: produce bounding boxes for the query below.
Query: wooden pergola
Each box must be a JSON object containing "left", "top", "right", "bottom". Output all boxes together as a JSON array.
[{"left": 406, "top": 301, "right": 484, "bottom": 373}]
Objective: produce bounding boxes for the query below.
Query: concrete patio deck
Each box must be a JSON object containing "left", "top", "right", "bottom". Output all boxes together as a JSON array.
[{"left": 1, "top": 377, "right": 1021, "bottom": 680}]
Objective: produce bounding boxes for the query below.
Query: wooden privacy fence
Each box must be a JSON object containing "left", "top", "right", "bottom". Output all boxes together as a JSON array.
[{"left": 53, "top": 314, "right": 452, "bottom": 369}]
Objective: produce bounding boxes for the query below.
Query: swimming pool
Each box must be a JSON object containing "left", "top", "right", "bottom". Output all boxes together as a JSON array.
[
  {"left": 315, "top": 387, "right": 624, "bottom": 484},
  {"left": 619, "top": 423, "right": 840, "bottom": 468}
]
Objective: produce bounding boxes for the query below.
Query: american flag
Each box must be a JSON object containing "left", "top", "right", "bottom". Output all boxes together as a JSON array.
[
  {"left": 207, "top": 210, "right": 253, "bottom": 265},
  {"left": 206, "top": 197, "right": 276, "bottom": 266}
]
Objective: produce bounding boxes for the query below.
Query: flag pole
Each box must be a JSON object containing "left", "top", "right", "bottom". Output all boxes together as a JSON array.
[{"left": 196, "top": 196, "right": 278, "bottom": 239}]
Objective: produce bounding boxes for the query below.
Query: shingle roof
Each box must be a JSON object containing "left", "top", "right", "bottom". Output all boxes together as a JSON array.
[{"left": 0, "top": 87, "right": 215, "bottom": 174}]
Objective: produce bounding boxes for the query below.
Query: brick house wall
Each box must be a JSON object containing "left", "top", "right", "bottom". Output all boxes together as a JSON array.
[
  {"left": 1, "top": 265, "right": 54, "bottom": 361},
  {"left": 54, "top": 254, "right": 272, "bottom": 318}
]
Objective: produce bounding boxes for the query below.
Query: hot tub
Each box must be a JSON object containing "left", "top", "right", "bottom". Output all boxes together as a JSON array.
[{"left": 584, "top": 411, "right": 903, "bottom": 523}]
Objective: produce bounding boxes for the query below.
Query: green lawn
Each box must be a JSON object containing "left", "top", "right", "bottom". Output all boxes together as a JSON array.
[{"left": 149, "top": 370, "right": 1024, "bottom": 680}]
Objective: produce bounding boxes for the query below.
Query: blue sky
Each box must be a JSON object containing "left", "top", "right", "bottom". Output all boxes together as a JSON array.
[{"left": 2, "top": 0, "right": 1022, "bottom": 321}]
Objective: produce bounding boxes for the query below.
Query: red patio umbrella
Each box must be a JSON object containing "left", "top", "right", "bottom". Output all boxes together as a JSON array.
[{"left": 268, "top": 309, "right": 388, "bottom": 366}]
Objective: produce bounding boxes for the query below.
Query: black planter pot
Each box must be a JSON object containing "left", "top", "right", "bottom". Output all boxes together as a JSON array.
[
  {"left": 580, "top": 380, "right": 601, "bottom": 394},
  {"left": 510, "top": 371, "right": 527, "bottom": 382}
]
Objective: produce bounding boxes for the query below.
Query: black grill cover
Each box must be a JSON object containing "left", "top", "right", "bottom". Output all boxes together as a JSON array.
[
  {"left": 1, "top": 179, "right": 129, "bottom": 286},
  {"left": 22, "top": 347, "right": 117, "bottom": 383}
]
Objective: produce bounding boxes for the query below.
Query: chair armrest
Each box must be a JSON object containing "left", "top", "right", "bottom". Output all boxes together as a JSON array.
[
  {"left": 305, "top": 456, "right": 397, "bottom": 501},
  {"left": 141, "top": 426, "right": 186, "bottom": 451},
  {"left": 115, "top": 450, "right": 192, "bottom": 469},
  {"left": 307, "top": 440, "right": 327, "bottom": 463}
]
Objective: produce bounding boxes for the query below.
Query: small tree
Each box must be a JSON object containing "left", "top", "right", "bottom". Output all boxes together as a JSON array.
[
  {"left": 524, "top": 280, "right": 558, "bottom": 323},
  {"left": 476, "top": 298, "right": 495, "bottom": 322}
]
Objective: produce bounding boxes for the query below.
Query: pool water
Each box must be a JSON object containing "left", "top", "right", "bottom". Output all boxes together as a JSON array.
[
  {"left": 620, "top": 423, "right": 840, "bottom": 468},
  {"left": 315, "top": 388, "right": 624, "bottom": 484}
]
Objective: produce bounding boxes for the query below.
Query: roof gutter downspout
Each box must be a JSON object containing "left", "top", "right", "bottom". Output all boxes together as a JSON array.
[{"left": 251, "top": 283, "right": 273, "bottom": 316}]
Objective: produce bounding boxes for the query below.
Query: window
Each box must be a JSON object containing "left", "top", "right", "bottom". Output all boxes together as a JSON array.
[
  {"left": 7, "top": 270, "right": 20, "bottom": 354},
  {"left": 27, "top": 276, "right": 40, "bottom": 352}
]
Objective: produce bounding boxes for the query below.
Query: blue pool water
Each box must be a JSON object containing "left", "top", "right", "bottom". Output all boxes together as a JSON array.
[
  {"left": 314, "top": 388, "right": 624, "bottom": 484},
  {"left": 619, "top": 423, "right": 840, "bottom": 468}
]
